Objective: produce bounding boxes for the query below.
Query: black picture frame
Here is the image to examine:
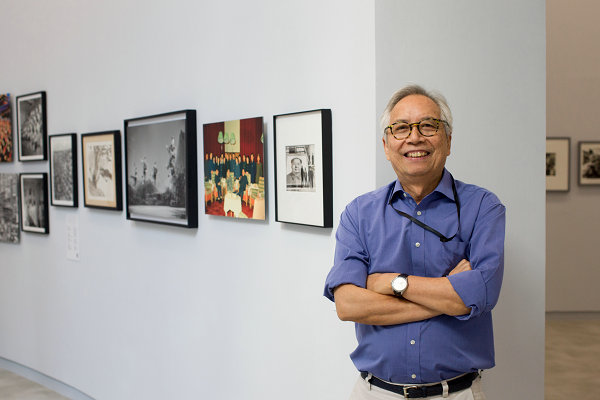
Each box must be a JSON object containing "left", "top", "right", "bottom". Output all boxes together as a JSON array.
[
  {"left": 578, "top": 141, "right": 600, "bottom": 186},
  {"left": 546, "top": 137, "right": 570, "bottom": 192},
  {"left": 20, "top": 172, "right": 49, "bottom": 234},
  {"left": 0, "top": 173, "right": 20, "bottom": 243},
  {"left": 81, "top": 130, "right": 122, "bottom": 210},
  {"left": 49, "top": 133, "right": 78, "bottom": 207},
  {"left": 16, "top": 91, "right": 47, "bottom": 161},
  {"left": 124, "top": 110, "right": 198, "bottom": 228},
  {"left": 273, "top": 109, "right": 332, "bottom": 228}
]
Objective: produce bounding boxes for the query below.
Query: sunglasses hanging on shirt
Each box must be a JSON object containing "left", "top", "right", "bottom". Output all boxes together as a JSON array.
[{"left": 388, "top": 175, "right": 461, "bottom": 243}]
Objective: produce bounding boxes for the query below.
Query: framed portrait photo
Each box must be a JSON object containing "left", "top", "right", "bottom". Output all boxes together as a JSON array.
[
  {"left": 124, "top": 110, "right": 198, "bottom": 228},
  {"left": 16, "top": 91, "right": 47, "bottom": 161},
  {"left": 0, "top": 173, "right": 20, "bottom": 243},
  {"left": 546, "top": 137, "right": 570, "bottom": 192},
  {"left": 81, "top": 131, "right": 122, "bottom": 210},
  {"left": 0, "top": 93, "right": 13, "bottom": 162},
  {"left": 579, "top": 141, "right": 600, "bottom": 186},
  {"left": 20, "top": 173, "right": 49, "bottom": 234},
  {"left": 49, "top": 133, "right": 78, "bottom": 207},
  {"left": 274, "top": 109, "right": 332, "bottom": 228}
]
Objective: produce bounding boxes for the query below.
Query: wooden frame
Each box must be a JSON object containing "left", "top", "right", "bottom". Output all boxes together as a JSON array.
[
  {"left": 49, "top": 133, "right": 78, "bottom": 207},
  {"left": 124, "top": 110, "right": 198, "bottom": 227},
  {"left": 20, "top": 173, "right": 49, "bottom": 234},
  {"left": 578, "top": 141, "right": 600, "bottom": 186},
  {"left": 81, "top": 130, "right": 122, "bottom": 210},
  {"left": 273, "top": 109, "right": 332, "bottom": 227},
  {"left": 16, "top": 91, "right": 47, "bottom": 161},
  {"left": 546, "top": 137, "right": 570, "bottom": 192}
]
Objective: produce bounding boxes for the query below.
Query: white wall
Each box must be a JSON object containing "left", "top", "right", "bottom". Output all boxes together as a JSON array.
[
  {"left": 546, "top": 0, "right": 600, "bottom": 311},
  {"left": 375, "top": 1, "right": 546, "bottom": 399},
  {"left": 0, "top": 1, "right": 546, "bottom": 399}
]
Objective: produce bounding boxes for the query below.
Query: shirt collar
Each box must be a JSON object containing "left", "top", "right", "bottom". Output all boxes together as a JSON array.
[{"left": 391, "top": 168, "right": 456, "bottom": 203}]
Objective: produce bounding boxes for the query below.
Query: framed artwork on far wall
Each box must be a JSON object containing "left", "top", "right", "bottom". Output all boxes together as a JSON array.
[
  {"left": 16, "top": 91, "right": 47, "bottom": 161},
  {"left": 124, "top": 110, "right": 198, "bottom": 228},
  {"left": 20, "top": 173, "right": 49, "bottom": 234},
  {"left": 81, "top": 131, "right": 122, "bottom": 210},
  {"left": 0, "top": 173, "right": 20, "bottom": 243},
  {"left": 49, "top": 133, "right": 78, "bottom": 207},
  {"left": 0, "top": 93, "right": 13, "bottom": 162},
  {"left": 579, "top": 141, "right": 600, "bottom": 186},
  {"left": 273, "top": 109, "right": 332, "bottom": 228},
  {"left": 546, "top": 137, "right": 570, "bottom": 192}
]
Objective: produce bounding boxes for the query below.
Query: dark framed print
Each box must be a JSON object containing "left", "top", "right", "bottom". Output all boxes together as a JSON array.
[
  {"left": 20, "top": 173, "right": 49, "bottom": 234},
  {"left": 16, "top": 91, "right": 47, "bottom": 161},
  {"left": 579, "top": 141, "right": 600, "bottom": 186},
  {"left": 81, "top": 131, "right": 122, "bottom": 210},
  {"left": 124, "top": 110, "right": 198, "bottom": 227},
  {"left": 49, "top": 133, "right": 78, "bottom": 207},
  {"left": 0, "top": 93, "right": 13, "bottom": 162},
  {"left": 203, "top": 116, "right": 265, "bottom": 220},
  {"left": 274, "top": 109, "right": 332, "bottom": 227},
  {"left": 0, "top": 173, "right": 20, "bottom": 243},
  {"left": 546, "top": 137, "right": 570, "bottom": 192}
]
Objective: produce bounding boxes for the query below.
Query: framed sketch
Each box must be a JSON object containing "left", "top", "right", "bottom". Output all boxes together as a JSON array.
[
  {"left": 579, "top": 141, "right": 600, "bottom": 186},
  {"left": 49, "top": 134, "right": 78, "bottom": 207},
  {"left": 81, "top": 131, "right": 122, "bottom": 210},
  {"left": 203, "top": 116, "right": 265, "bottom": 220},
  {"left": 274, "top": 109, "right": 332, "bottom": 227},
  {"left": 20, "top": 173, "right": 49, "bottom": 234},
  {"left": 0, "top": 94, "right": 12, "bottom": 162},
  {"left": 0, "top": 173, "right": 20, "bottom": 243},
  {"left": 16, "top": 91, "right": 47, "bottom": 161},
  {"left": 124, "top": 110, "right": 198, "bottom": 227},
  {"left": 546, "top": 137, "right": 570, "bottom": 192}
]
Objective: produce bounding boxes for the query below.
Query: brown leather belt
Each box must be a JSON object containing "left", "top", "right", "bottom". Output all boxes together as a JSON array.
[{"left": 360, "top": 371, "right": 478, "bottom": 398}]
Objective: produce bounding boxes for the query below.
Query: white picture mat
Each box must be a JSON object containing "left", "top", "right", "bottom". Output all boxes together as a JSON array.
[
  {"left": 50, "top": 135, "right": 73, "bottom": 205},
  {"left": 20, "top": 173, "right": 46, "bottom": 233},
  {"left": 276, "top": 111, "right": 324, "bottom": 225},
  {"left": 546, "top": 139, "right": 569, "bottom": 190},
  {"left": 580, "top": 142, "right": 600, "bottom": 184}
]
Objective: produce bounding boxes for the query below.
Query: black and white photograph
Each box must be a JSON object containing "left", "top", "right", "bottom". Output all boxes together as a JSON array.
[
  {"left": 579, "top": 141, "right": 600, "bottom": 186},
  {"left": 50, "top": 133, "right": 78, "bottom": 207},
  {"left": 17, "top": 91, "right": 47, "bottom": 161},
  {"left": 81, "top": 131, "right": 122, "bottom": 210},
  {"left": 0, "top": 173, "right": 20, "bottom": 243},
  {"left": 125, "top": 110, "right": 197, "bottom": 227},
  {"left": 20, "top": 173, "right": 49, "bottom": 234},
  {"left": 285, "top": 144, "right": 316, "bottom": 192},
  {"left": 546, "top": 137, "right": 570, "bottom": 192},
  {"left": 274, "top": 109, "right": 332, "bottom": 227}
]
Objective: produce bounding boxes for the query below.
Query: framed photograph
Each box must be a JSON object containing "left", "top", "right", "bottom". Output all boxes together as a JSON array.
[
  {"left": 0, "top": 173, "right": 20, "bottom": 243},
  {"left": 203, "top": 116, "right": 265, "bottom": 220},
  {"left": 0, "top": 94, "right": 13, "bottom": 162},
  {"left": 81, "top": 131, "right": 122, "bottom": 210},
  {"left": 16, "top": 91, "right": 47, "bottom": 161},
  {"left": 124, "top": 110, "right": 198, "bottom": 227},
  {"left": 20, "top": 173, "right": 49, "bottom": 234},
  {"left": 274, "top": 109, "right": 332, "bottom": 227},
  {"left": 579, "top": 141, "right": 600, "bottom": 186},
  {"left": 49, "top": 133, "right": 78, "bottom": 207},
  {"left": 546, "top": 137, "right": 570, "bottom": 192}
]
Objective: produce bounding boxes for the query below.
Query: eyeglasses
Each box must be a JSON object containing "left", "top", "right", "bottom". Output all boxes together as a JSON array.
[{"left": 385, "top": 118, "right": 448, "bottom": 140}]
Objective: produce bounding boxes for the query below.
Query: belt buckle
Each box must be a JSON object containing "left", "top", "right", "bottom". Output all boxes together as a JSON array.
[{"left": 402, "top": 385, "right": 420, "bottom": 398}]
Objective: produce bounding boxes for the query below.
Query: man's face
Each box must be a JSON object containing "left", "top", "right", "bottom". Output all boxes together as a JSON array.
[
  {"left": 291, "top": 159, "right": 302, "bottom": 174},
  {"left": 383, "top": 94, "right": 451, "bottom": 184}
]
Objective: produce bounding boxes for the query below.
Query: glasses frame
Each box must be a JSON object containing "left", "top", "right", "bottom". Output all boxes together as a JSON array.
[{"left": 385, "top": 118, "right": 448, "bottom": 140}]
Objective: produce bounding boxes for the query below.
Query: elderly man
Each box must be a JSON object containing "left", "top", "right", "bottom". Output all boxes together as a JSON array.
[
  {"left": 286, "top": 157, "right": 303, "bottom": 187},
  {"left": 324, "top": 85, "right": 505, "bottom": 400}
]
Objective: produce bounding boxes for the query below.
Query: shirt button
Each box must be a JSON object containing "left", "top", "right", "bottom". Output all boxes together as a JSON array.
[
  {"left": 416, "top": 211, "right": 422, "bottom": 216},
  {"left": 411, "top": 374, "right": 417, "bottom": 379},
  {"left": 415, "top": 242, "right": 421, "bottom": 248},
  {"left": 410, "top": 340, "right": 416, "bottom": 345},
  {"left": 403, "top": 193, "right": 407, "bottom": 198}
]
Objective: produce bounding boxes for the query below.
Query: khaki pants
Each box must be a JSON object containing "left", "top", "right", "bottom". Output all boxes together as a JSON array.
[{"left": 349, "top": 375, "right": 486, "bottom": 400}]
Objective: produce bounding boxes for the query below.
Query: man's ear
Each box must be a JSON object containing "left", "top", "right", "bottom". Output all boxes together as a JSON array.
[{"left": 382, "top": 137, "right": 391, "bottom": 160}]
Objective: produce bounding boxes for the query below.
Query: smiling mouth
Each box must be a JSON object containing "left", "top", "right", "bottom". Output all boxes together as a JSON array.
[{"left": 404, "top": 151, "right": 430, "bottom": 158}]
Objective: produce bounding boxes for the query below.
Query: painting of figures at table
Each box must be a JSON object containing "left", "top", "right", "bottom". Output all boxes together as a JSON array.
[
  {"left": 579, "top": 141, "right": 600, "bottom": 185},
  {"left": 0, "top": 94, "right": 12, "bottom": 162},
  {"left": 0, "top": 173, "right": 20, "bottom": 243},
  {"left": 82, "top": 131, "right": 121, "bottom": 209},
  {"left": 125, "top": 111, "right": 197, "bottom": 227},
  {"left": 20, "top": 173, "right": 49, "bottom": 234},
  {"left": 286, "top": 144, "right": 316, "bottom": 192},
  {"left": 203, "top": 116, "right": 265, "bottom": 220},
  {"left": 17, "top": 91, "right": 46, "bottom": 161}
]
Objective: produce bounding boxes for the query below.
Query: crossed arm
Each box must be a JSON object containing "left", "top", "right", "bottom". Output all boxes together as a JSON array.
[{"left": 333, "top": 259, "right": 472, "bottom": 326}]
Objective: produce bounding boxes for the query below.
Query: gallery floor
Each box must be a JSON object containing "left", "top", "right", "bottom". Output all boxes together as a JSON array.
[{"left": 1, "top": 314, "right": 599, "bottom": 399}]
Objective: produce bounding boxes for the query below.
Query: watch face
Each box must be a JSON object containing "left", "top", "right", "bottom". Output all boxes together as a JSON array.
[{"left": 392, "top": 276, "right": 408, "bottom": 293}]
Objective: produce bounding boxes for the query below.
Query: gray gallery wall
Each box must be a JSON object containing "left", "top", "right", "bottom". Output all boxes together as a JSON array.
[
  {"left": 546, "top": 0, "right": 600, "bottom": 312},
  {"left": 0, "top": 1, "right": 545, "bottom": 399}
]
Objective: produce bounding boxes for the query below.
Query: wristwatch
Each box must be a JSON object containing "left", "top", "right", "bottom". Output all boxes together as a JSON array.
[{"left": 391, "top": 274, "right": 409, "bottom": 297}]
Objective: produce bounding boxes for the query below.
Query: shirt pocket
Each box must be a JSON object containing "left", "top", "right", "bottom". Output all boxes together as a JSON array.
[{"left": 440, "top": 240, "right": 469, "bottom": 276}]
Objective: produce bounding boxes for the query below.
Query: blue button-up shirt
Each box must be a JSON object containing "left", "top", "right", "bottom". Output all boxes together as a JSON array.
[{"left": 324, "top": 169, "right": 505, "bottom": 384}]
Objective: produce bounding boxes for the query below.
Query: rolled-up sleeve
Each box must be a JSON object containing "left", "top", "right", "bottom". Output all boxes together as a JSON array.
[
  {"left": 323, "top": 201, "right": 370, "bottom": 301},
  {"left": 447, "top": 193, "right": 505, "bottom": 320}
]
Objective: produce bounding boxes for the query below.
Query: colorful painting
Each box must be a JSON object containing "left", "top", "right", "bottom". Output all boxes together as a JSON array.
[
  {"left": 0, "top": 173, "right": 20, "bottom": 243},
  {"left": 0, "top": 94, "right": 12, "bottom": 162},
  {"left": 203, "top": 117, "right": 265, "bottom": 219}
]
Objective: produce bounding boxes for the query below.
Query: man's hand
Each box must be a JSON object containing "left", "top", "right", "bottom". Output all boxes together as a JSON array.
[{"left": 448, "top": 259, "right": 472, "bottom": 276}]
